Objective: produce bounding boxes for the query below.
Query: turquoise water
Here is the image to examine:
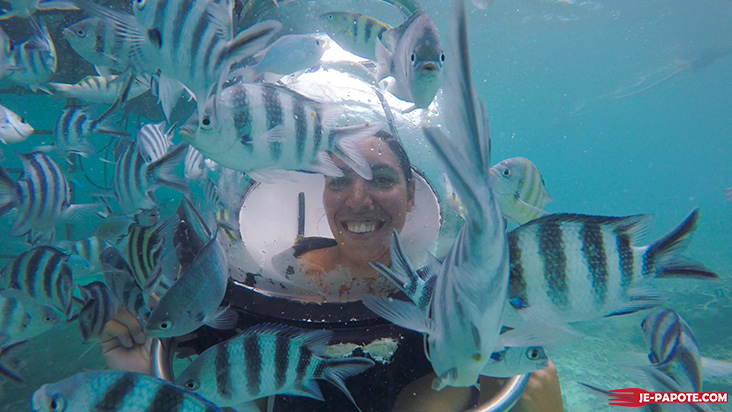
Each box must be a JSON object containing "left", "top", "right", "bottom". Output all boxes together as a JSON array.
[{"left": 0, "top": 0, "right": 731, "bottom": 410}]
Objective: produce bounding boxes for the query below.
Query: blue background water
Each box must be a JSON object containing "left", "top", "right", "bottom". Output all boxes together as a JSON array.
[{"left": 0, "top": 0, "right": 730, "bottom": 410}]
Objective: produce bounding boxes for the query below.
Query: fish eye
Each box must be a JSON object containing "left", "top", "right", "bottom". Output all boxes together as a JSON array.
[
  {"left": 76, "top": 29, "right": 85, "bottom": 37},
  {"left": 410, "top": 53, "right": 415, "bottom": 62},
  {"left": 502, "top": 168, "right": 511, "bottom": 178},
  {"left": 134, "top": 0, "right": 146, "bottom": 9},
  {"left": 184, "top": 379, "right": 200, "bottom": 390},
  {"left": 18, "top": 116, "right": 24, "bottom": 123},
  {"left": 49, "top": 394, "right": 66, "bottom": 411},
  {"left": 43, "top": 315, "right": 55, "bottom": 323},
  {"left": 527, "top": 348, "right": 541, "bottom": 360},
  {"left": 441, "top": 53, "right": 445, "bottom": 62},
  {"left": 201, "top": 116, "right": 212, "bottom": 129},
  {"left": 159, "top": 320, "right": 172, "bottom": 330}
]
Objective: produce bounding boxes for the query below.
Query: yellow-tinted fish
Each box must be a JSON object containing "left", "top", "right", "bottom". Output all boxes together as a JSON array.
[
  {"left": 488, "top": 157, "right": 552, "bottom": 225},
  {"left": 319, "top": 12, "right": 390, "bottom": 61}
]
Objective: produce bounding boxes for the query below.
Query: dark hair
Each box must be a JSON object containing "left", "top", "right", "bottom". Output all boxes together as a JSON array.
[{"left": 374, "top": 129, "right": 413, "bottom": 185}]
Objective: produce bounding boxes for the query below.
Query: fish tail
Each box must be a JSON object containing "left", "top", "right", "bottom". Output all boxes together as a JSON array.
[
  {"left": 645, "top": 208, "right": 718, "bottom": 280},
  {"left": 0, "top": 340, "right": 28, "bottom": 383},
  {"left": 322, "top": 357, "right": 375, "bottom": 412},
  {"left": 0, "top": 166, "right": 20, "bottom": 217},
  {"left": 148, "top": 142, "right": 190, "bottom": 195}
]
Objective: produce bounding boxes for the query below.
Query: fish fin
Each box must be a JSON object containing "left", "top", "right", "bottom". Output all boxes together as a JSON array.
[
  {"left": 0, "top": 340, "right": 27, "bottom": 383},
  {"left": 701, "top": 357, "right": 732, "bottom": 380},
  {"left": 147, "top": 142, "right": 190, "bottom": 195},
  {"left": 0, "top": 10, "right": 20, "bottom": 20},
  {"left": 604, "top": 287, "right": 667, "bottom": 317},
  {"left": 36, "top": 1, "right": 79, "bottom": 11},
  {"left": 432, "top": 368, "right": 457, "bottom": 391},
  {"left": 511, "top": 196, "right": 549, "bottom": 224},
  {"left": 637, "top": 366, "right": 714, "bottom": 412},
  {"left": 155, "top": 75, "right": 187, "bottom": 123},
  {"left": 229, "top": 401, "right": 262, "bottom": 412},
  {"left": 219, "top": 20, "right": 281, "bottom": 69},
  {"left": 497, "top": 322, "right": 583, "bottom": 348},
  {"left": 0, "top": 167, "right": 20, "bottom": 217},
  {"left": 61, "top": 203, "right": 103, "bottom": 224},
  {"left": 285, "top": 380, "right": 324, "bottom": 401},
  {"left": 205, "top": 0, "right": 234, "bottom": 39},
  {"left": 577, "top": 382, "right": 646, "bottom": 412},
  {"left": 330, "top": 122, "right": 383, "bottom": 180},
  {"left": 369, "top": 230, "right": 426, "bottom": 303},
  {"left": 312, "top": 151, "right": 344, "bottom": 177},
  {"left": 322, "top": 357, "right": 375, "bottom": 412},
  {"left": 260, "top": 125, "right": 286, "bottom": 143},
  {"left": 203, "top": 306, "right": 238, "bottom": 330},
  {"left": 362, "top": 296, "right": 432, "bottom": 333},
  {"left": 646, "top": 208, "right": 718, "bottom": 280},
  {"left": 374, "top": 38, "right": 392, "bottom": 82}
]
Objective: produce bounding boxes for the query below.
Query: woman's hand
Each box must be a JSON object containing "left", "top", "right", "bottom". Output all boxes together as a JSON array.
[
  {"left": 100, "top": 307, "right": 151, "bottom": 374},
  {"left": 510, "top": 359, "right": 565, "bottom": 412}
]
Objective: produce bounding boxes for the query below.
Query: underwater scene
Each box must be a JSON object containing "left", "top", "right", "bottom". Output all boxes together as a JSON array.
[{"left": 0, "top": 0, "right": 730, "bottom": 411}]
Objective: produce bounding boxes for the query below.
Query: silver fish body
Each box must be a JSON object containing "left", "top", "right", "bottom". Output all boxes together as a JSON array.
[
  {"left": 243, "top": 34, "right": 328, "bottom": 79},
  {"left": 179, "top": 82, "right": 380, "bottom": 179},
  {"left": 175, "top": 324, "right": 374, "bottom": 409},
  {"left": 77, "top": 281, "right": 118, "bottom": 342},
  {"left": 504, "top": 209, "right": 718, "bottom": 326},
  {"left": 0, "top": 296, "right": 63, "bottom": 347},
  {"left": 640, "top": 308, "right": 702, "bottom": 393},
  {"left": 319, "top": 12, "right": 389, "bottom": 61},
  {"left": 489, "top": 157, "right": 552, "bottom": 225},
  {"left": 31, "top": 370, "right": 224, "bottom": 412},
  {"left": 0, "top": 246, "right": 75, "bottom": 316},
  {"left": 136, "top": 122, "right": 172, "bottom": 163},
  {"left": 52, "top": 105, "right": 125, "bottom": 157},
  {"left": 62, "top": 17, "right": 135, "bottom": 71},
  {"left": 0, "top": 103, "right": 33, "bottom": 143},
  {"left": 144, "top": 227, "right": 231, "bottom": 338},
  {"left": 375, "top": 9, "right": 444, "bottom": 108},
  {"left": 5, "top": 19, "right": 56, "bottom": 91},
  {"left": 49, "top": 75, "right": 149, "bottom": 104},
  {"left": 0, "top": 152, "right": 71, "bottom": 239},
  {"left": 112, "top": 141, "right": 188, "bottom": 214}
]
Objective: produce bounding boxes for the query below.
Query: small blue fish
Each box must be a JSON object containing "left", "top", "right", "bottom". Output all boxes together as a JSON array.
[{"left": 238, "top": 34, "right": 328, "bottom": 80}]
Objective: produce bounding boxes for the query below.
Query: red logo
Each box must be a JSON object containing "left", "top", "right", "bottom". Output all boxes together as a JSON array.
[{"left": 609, "top": 388, "right": 728, "bottom": 407}]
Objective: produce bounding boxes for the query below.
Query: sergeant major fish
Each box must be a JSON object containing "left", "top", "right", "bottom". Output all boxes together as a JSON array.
[
  {"left": 319, "top": 12, "right": 389, "bottom": 61},
  {"left": 77, "top": 0, "right": 281, "bottom": 123},
  {"left": 489, "top": 157, "right": 553, "bottom": 225},
  {"left": 179, "top": 82, "right": 381, "bottom": 180},
  {"left": 375, "top": 9, "right": 444, "bottom": 110},
  {"left": 4, "top": 19, "right": 56, "bottom": 92},
  {"left": 62, "top": 17, "right": 135, "bottom": 72},
  {"left": 0, "top": 246, "right": 77, "bottom": 317},
  {"left": 32, "top": 370, "right": 224, "bottom": 412},
  {"left": 0, "top": 103, "right": 33, "bottom": 144},
  {"left": 175, "top": 324, "right": 374, "bottom": 410},
  {"left": 0, "top": 296, "right": 63, "bottom": 348},
  {"left": 503, "top": 209, "right": 718, "bottom": 327},
  {"left": 0, "top": 151, "right": 97, "bottom": 241},
  {"left": 0, "top": 0, "right": 76, "bottom": 20},
  {"left": 49, "top": 75, "right": 149, "bottom": 104},
  {"left": 77, "top": 281, "right": 118, "bottom": 343}
]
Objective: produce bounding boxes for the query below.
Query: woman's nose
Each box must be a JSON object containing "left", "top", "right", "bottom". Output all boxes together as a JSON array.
[{"left": 345, "top": 179, "right": 374, "bottom": 210}]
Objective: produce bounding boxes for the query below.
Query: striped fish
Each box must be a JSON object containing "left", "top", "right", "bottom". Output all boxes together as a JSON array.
[
  {"left": 0, "top": 296, "right": 63, "bottom": 348},
  {"left": 49, "top": 75, "right": 149, "bottom": 104},
  {"left": 51, "top": 105, "right": 128, "bottom": 158},
  {"left": 123, "top": 216, "right": 176, "bottom": 294},
  {"left": 503, "top": 209, "right": 718, "bottom": 327},
  {"left": 179, "top": 82, "right": 381, "bottom": 180},
  {"left": 31, "top": 370, "right": 224, "bottom": 412},
  {"left": 5, "top": 19, "right": 56, "bottom": 92},
  {"left": 0, "top": 151, "right": 95, "bottom": 240},
  {"left": 77, "top": 281, "right": 118, "bottom": 342},
  {"left": 184, "top": 145, "right": 207, "bottom": 180},
  {"left": 136, "top": 122, "right": 172, "bottom": 163},
  {"left": 488, "top": 157, "right": 552, "bottom": 225},
  {"left": 0, "top": 0, "right": 77, "bottom": 20},
  {"left": 77, "top": 0, "right": 281, "bottom": 123},
  {"left": 175, "top": 324, "right": 374, "bottom": 410},
  {"left": 0, "top": 246, "right": 76, "bottom": 317},
  {"left": 62, "top": 17, "right": 136, "bottom": 71},
  {"left": 101, "top": 247, "right": 151, "bottom": 324},
  {"left": 54, "top": 236, "right": 107, "bottom": 281},
  {"left": 419, "top": 0, "right": 507, "bottom": 390},
  {"left": 319, "top": 12, "right": 390, "bottom": 61},
  {"left": 112, "top": 141, "right": 189, "bottom": 214}
]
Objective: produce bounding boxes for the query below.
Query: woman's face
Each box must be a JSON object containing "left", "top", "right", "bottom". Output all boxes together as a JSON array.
[{"left": 324, "top": 136, "right": 414, "bottom": 263}]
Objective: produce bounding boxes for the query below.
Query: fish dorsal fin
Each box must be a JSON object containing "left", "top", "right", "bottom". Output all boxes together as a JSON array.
[{"left": 382, "top": 10, "right": 426, "bottom": 52}]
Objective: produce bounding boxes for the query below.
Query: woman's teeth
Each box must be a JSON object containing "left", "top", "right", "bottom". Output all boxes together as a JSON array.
[{"left": 346, "top": 222, "right": 377, "bottom": 233}]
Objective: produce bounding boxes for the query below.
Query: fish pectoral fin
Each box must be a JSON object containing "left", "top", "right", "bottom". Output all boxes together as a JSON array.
[
  {"left": 61, "top": 203, "right": 104, "bottom": 224},
  {"left": 374, "top": 38, "right": 392, "bottom": 82},
  {"left": 432, "top": 368, "right": 457, "bottom": 391},
  {"left": 203, "top": 306, "right": 239, "bottom": 330},
  {"left": 497, "top": 322, "right": 583, "bottom": 349},
  {"left": 260, "top": 125, "right": 286, "bottom": 143},
  {"left": 155, "top": 75, "right": 188, "bottom": 122},
  {"left": 311, "top": 151, "right": 344, "bottom": 177},
  {"left": 362, "top": 296, "right": 431, "bottom": 333},
  {"left": 331, "top": 122, "right": 383, "bottom": 180}
]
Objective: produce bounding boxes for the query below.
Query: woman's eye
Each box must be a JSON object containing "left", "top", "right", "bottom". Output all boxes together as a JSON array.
[
  {"left": 327, "top": 177, "right": 348, "bottom": 190},
  {"left": 373, "top": 175, "right": 396, "bottom": 188}
]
